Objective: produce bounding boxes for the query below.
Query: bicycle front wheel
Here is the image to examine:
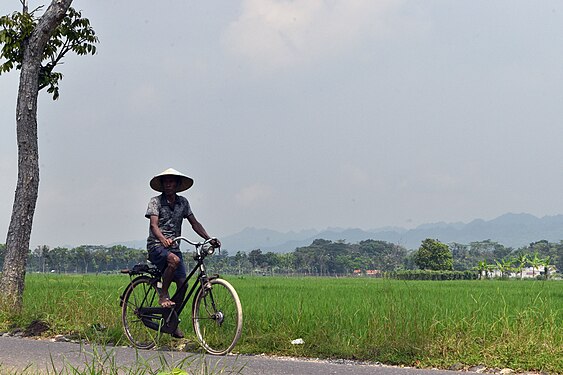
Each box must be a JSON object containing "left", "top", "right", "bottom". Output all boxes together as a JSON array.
[
  {"left": 192, "top": 278, "right": 243, "bottom": 355},
  {"left": 121, "top": 276, "right": 161, "bottom": 349}
]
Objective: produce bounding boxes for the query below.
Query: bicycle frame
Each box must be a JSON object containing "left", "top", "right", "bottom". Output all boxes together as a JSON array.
[
  {"left": 171, "top": 237, "right": 219, "bottom": 316},
  {"left": 124, "top": 237, "right": 219, "bottom": 332}
]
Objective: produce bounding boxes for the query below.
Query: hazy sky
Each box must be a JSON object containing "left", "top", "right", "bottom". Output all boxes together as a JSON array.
[{"left": 1, "top": 0, "right": 563, "bottom": 248}]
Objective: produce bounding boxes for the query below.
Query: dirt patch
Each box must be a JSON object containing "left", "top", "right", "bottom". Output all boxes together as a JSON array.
[{"left": 23, "top": 320, "right": 50, "bottom": 337}]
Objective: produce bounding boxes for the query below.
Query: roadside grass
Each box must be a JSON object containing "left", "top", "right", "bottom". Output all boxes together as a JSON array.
[
  {"left": 0, "top": 274, "right": 561, "bottom": 373},
  {"left": 0, "top": 344, "right": 244, "bottom": 374}
]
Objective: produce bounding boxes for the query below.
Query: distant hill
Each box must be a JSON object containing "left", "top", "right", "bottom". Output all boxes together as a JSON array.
[{"left": 216, "top": 213, "right": 563, "bottom": 253}]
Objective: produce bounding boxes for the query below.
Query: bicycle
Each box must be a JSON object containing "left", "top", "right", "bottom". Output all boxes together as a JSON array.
[{"left": 119, "top": 237, "right": 243, "bottom": 355}]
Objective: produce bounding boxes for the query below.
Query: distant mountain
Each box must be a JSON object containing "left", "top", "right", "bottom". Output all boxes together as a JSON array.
[
  {"left": 220, "top": 227, "right": 318, "bottom": 250},
  {"left": 217, "top": 213, "right": 563, "bottom": 253}
]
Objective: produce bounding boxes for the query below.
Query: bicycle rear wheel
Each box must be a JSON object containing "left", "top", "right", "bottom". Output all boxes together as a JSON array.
[
  {"left": 121, "top": 276, "right": 161, "bottom": 349},
  {"left": 192, "top": 278, "right": 243, "bottom": 355}
]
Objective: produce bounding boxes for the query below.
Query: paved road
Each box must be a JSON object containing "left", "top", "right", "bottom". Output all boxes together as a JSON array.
[{"left": 0, "top": 336, "right": 473, "bottom": 374}]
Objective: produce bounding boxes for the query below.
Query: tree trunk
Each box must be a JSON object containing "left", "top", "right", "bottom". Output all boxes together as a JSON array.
[{"left": 0, "top": 0, "right": 73, "bottom": 313}]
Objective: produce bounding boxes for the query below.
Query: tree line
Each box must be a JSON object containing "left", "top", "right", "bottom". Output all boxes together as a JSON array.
[
  {"left": 0, "top": 238, "right": 560, "bottom": 277},
  {"left": 0, "top": 244, "right": 146, "bottom": 274}
]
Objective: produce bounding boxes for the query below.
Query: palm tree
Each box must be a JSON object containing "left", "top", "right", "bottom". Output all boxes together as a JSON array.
[
  {"left": 514, "top": 253, "right": 529, "bottom": 279},
  {"left": 475, "top": 260, "right": 488, "bottom": 279},
  {"left": 494, "top": 259, "right": 513, "bottom": 278},
  {"left": 487, "top": 263, "right": 497, "bottom": 279},
  {"left": 529, "top": 251, "right": 542, "bottom": 277},
  {"left": 539, "top": 255, "right": 552, "bottom": 280}
]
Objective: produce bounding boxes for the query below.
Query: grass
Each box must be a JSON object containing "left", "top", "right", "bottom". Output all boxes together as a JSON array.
[
  {"left": 0, "top": 274, "right": 561, "bottom": 374},
  {"left": 235, "top": 276, "right": 562, "bottom": 372},
  {"left": 0, "top": 344, "right": 244, "bottom": 374}
]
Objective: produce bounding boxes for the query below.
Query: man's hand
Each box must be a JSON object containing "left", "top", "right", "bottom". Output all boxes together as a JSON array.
[
  {"left": 161, "top": 237, "right": 174, "bottom": 247},
  {"left": 210, "top": 238, "right": 221, "bottom": 248}
]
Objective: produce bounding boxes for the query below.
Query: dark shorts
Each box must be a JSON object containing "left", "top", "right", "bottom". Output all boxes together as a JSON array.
[{"left": 148, "top": 246, "right": 187, "bottom": 280}]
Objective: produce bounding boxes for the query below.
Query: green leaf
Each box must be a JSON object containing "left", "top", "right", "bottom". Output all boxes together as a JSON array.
[{"left": 1, "top": 6, "right": 98, "bottom": 99}]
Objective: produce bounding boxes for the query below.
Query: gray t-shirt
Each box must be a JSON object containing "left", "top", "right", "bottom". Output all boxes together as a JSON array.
[{"left": 145, "top": 194, "right": 193, "bottom": 250}]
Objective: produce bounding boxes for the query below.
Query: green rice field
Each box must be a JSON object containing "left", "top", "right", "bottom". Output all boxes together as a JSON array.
[{"left": 1, "top": 274, "right": 562, "bottom": 373}]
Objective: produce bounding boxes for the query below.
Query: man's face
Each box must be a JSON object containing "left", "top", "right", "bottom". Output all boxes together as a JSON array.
[{"left": 161, "top": 176, "right": 178, "bottom": 194}]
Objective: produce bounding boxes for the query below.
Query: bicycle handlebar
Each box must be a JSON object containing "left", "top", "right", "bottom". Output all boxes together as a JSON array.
[
  {"left": 172, "top": 237, "right": 219, "bottom": 256},
  {"left": 172, "top": 236, "right": 217, "bottom": 246}
]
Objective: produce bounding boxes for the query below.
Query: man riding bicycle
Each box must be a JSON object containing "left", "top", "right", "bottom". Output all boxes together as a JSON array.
[{"left": 145, "top": 168, "right": 220, "bottom": 337}]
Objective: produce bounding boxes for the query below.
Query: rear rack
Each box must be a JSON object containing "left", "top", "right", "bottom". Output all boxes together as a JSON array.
[{"left": 120, "top": 263, "right": 161, "bottom": 278}]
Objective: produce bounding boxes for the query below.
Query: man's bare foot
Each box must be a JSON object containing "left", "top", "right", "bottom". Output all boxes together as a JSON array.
[{"left": 159, "top": 295, "right": 176, "bottom": 308}]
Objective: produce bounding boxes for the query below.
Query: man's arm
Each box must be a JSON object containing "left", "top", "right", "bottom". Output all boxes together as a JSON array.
[
  {"left": 187, "top": 214, "right": 221, "bottom": 247},
  {"left": 150, "top": 215, "right": 173, "bottom": 247}
]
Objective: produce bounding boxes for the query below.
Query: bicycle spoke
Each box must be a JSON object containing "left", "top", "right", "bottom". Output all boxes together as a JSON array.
[
  {"left": 193, "top": 279, "right": 242, "bottom": 355},
  {"left": 122, "top": 277, "right": 161, "bottom": 349}
]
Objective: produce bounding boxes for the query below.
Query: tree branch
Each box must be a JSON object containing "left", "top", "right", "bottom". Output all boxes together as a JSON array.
[
  {"left": 30, "top": 0, "right": 73, "bottom": 55},
  {"left": 20, "top": 0, "right": 28, "bottom": 14}
]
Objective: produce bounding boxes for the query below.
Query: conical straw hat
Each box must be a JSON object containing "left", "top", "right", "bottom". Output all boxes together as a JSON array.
[{"left": 149, "top": 168, "right": 194, "bottom": 192}]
